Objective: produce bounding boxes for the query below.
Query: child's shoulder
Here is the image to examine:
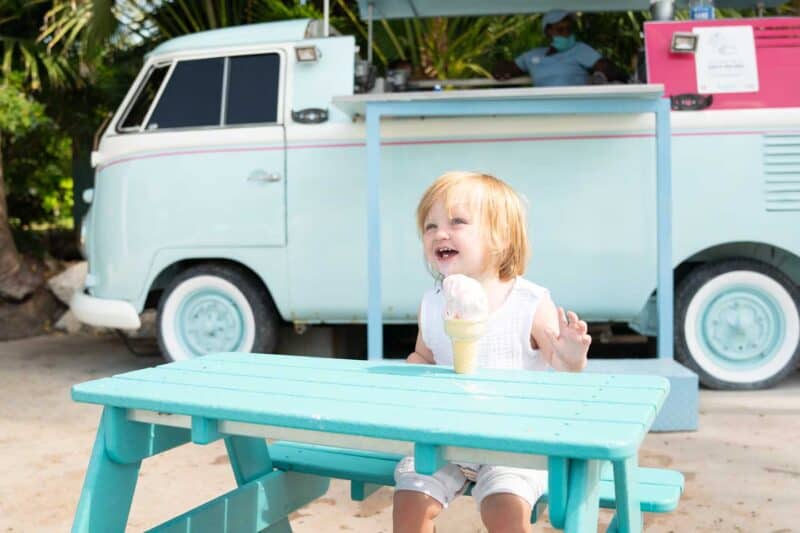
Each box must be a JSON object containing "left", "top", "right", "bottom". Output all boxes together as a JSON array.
[
  {"left": 421, "top": 285, "right": 443, "bottom": 305},
  {"left": 512, "top": 277, "right": 551, "bottom": 302}
]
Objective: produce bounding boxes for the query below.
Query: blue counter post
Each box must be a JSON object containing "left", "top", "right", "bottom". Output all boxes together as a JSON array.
[
  {"left": 366, "top": 104, "right": 383, "bottom": 361},
  {"left": 655, "top": 97, "right": 673, "bottom": 359}
]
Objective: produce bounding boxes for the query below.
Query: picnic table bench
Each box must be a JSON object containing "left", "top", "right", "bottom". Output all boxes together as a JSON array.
[{"left": 71, "top": 353, "right": 684, "bottom": 532}]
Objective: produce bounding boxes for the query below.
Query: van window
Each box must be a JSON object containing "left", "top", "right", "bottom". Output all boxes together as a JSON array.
[
  {"left": 147, "top": 57, "right": 224, "bottom": 130},
  {"left": 119, "top": 65, "right": 169, "bottom": 130},
  {"left": 225, "top": 54, "right": 280, "bottom": 125}
]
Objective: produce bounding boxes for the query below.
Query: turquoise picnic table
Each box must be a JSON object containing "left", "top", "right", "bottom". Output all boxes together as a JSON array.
[{"left": 71, "top": 353, "right": 671, "bottom": 532}]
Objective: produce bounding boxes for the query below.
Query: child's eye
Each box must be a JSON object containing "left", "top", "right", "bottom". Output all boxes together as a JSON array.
[
  {"left": 452, "top": 217, "right": 468, "bottom": 225},
  {"left": 424, "top": 223, "right": 436, "bottom": 232}
]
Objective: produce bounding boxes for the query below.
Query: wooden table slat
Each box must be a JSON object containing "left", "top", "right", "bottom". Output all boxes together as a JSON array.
[
  {"left": 191, "top": 353, "right": 667, "bottom": 390},
  {"left": 73, "top": 376, "right": 661, "bottom": 459},
  {"left": 108, "top": 366, "right": 660, "bottom": 425}
]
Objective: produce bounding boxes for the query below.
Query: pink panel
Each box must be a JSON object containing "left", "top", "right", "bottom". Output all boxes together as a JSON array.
[{"left": 644, "top": 17, "right": 800, "bottom": 110}]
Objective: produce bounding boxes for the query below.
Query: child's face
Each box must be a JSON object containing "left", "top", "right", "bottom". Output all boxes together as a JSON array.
[{"left": 422, "top": 198, "right": 491, "bottom": 280}]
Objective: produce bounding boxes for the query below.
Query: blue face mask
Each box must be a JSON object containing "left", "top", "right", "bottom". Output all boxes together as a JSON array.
[{"left": 552, "top": 34, "right": 576, "bottom": 52}]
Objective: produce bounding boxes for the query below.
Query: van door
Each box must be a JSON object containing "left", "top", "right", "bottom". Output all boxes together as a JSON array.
[{"left": 139, "top": 52, "right": 286, "bottom": 247}]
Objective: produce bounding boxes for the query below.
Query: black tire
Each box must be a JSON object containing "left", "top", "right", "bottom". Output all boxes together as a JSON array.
[
  {"left": 675, "top": 258, "right": 800, "bottom": 390},
  {"left": 156, "top": 263, "right": 279, "bottom": 362}
]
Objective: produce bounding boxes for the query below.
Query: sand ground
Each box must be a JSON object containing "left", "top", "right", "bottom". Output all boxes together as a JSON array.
[{"left": 0, "top": 333, "right": 798, "bottom": 532}]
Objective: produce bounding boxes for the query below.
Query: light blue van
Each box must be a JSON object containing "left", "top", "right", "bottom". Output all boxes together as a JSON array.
[{"left": 71, "top": 8, "right": 800, "bottom": 390}]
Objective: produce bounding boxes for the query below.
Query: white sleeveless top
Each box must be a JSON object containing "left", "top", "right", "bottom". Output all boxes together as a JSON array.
[{"left": 420, "top": 277, "right": 551, "bottom": 371}]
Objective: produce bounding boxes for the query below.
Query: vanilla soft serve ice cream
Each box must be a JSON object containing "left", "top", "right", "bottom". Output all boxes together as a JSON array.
[
  {"left": 442, "top": 275, "right": 488, "bottom": 373},
  {"left": 442, "top": 274, "right": 489, "bottom": 321}
]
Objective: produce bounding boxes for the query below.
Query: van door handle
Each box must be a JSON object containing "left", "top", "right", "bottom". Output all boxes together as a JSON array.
[{"left": 247, "top": 170, "right": 281, "bottom": 183}]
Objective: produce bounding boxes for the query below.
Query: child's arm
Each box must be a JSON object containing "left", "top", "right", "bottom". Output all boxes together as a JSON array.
[
  {"left": 531, "top": 297, "right": 591, "bottom": 372},
  {"left": 408, "top": 303, "right": 435, "bottom": 364},
  {"left": 407, "top": 330, "right": 435, "bottom": 364}
]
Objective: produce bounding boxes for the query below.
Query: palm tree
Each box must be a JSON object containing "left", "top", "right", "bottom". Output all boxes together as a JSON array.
[
  {"left": 0, "top": 0, "right": 73, "bottom": 300},
  {"left": 39, "top": 0, "right": 321, "bottom": 55}
]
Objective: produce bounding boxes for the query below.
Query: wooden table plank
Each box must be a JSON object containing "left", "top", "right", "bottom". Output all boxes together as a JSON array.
[
  {"left": 194, "top": 353, "right": 668, "bottom": 389},
  {"left": 73, "top": 358, "right": 668, "bottom": 459},
  {"left": 159, "top": 358, "right": 666, "bottom": 406},
  {"left": 110, "top": 366, "right": 660, "bottom": 425}
]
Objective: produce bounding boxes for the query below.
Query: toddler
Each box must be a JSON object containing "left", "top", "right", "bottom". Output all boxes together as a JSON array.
[{"left": 394, "top": 171, "right": 592, "bottom": 533}]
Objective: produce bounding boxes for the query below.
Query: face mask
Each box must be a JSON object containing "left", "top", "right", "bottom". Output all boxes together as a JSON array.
[{"left": 552, "top": 34, "right": 576, "bottom": 52}]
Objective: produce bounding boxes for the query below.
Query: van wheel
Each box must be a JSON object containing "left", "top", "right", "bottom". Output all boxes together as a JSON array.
[
  {"left": 156, "top": 264, "right": 279, "bottom": 361},
  {"left": 675, "top": 259, "right": 800, "bottom": 390}
]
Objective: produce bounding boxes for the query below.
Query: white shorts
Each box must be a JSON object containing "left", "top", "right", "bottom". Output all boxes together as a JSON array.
[{"left": 393, "top": 456, "right": 548, "bottom": 510}]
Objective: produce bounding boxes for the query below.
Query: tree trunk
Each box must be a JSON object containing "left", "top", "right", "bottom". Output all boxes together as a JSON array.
[
  {"left": 0, "top": 130, "right": 22, "bottom": 277},
  {"left": 0, "top": 129, "right": 42, "bottom": 300}
]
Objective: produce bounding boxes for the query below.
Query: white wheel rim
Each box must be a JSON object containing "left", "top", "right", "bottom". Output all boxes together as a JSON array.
[
  {"left": 160, "top": 275, "right": 256, "bottom": 360},
  {"left": 684, "top": 270, "right": 799, "bottom": 384}
]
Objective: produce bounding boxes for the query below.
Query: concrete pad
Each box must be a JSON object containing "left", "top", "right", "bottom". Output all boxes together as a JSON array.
[{"left": 0, "top": 334, "right": 797, "bottom": 532}]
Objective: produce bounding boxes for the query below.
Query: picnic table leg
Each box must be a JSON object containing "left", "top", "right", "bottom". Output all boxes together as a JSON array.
[
  {"left": 548, "top": 456, "right": 569, "bottom": 529},
  {"left": 225, "top": 436, "right": 292, "bottom": 532},
  {"left": 562, "top": 458, "right": 601, "bottom": 533},
  {"left": 72, "top": 409, "right": 141, "bottom": 532},
  {"left": 225, "top": 435, "right": 274, "bottom": 485},
  {"left": 609, "top": 456, "right": 642, "bottom": 533}
]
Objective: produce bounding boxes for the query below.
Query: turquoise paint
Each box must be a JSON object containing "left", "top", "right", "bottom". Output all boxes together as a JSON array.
[
  {"left": 191, "top": 417, "right": 221, "bottom": 445},
  {"left": 351, "top": 481, "right": 382, "bottom": 501},
  {"left": 72, "top": 353, "right": 670, "bottom": 460},
  {"left": 697, "top": 284, "right": 785, "bottom": 370},
  {"left": 414, "top": 443, "right": 445, "bottom": 475},
  {"left": 104, "top": 406, "right": 190, "bottom": 464},
  {"left": 563, "top": 459, "right": 601, "bottom": 533},
  {"left": 226, "top": 436, "right": 274, "bottom": 485},
  {"left": 72, "top": 353, "right": 676, "bottom": 531},
  {"left": 611, "top": 456, "right": 643, "bottom": 533},
  {"left": 146, "top": 470, "right": 329, "bottom": 533},
  {"left": 177, "top": 289, "right": 246, "bottom": 354},
  {"left": 268, "top": 441, "right": 683, "bottom": 514},
  {"left": 72, "top": 411, "right": 141, "bottom": 532}
]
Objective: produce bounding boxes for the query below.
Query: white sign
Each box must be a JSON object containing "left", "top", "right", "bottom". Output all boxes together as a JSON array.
[{"left": 694, "top": 26, "right": 759, "bottom": 94}]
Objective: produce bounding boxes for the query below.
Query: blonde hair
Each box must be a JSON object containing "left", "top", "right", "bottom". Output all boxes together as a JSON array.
[{"left": 416, "top": 171, "right": 530, "bottom": 281}]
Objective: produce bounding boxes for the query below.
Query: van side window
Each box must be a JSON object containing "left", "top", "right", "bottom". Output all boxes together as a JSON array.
[
  {"left": 119, "top": 65, "right": 169, "bottom": 130},
  {"left": 147, "top": 57, "right": 224, "bottom": 130},
  {"left": 225, "top": 54, "right": 280, "bottom": 125}
]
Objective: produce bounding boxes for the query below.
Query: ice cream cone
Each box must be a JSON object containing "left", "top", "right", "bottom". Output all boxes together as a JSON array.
[{"left": 444, "top": 318, "right": 487, "bottom": 374}]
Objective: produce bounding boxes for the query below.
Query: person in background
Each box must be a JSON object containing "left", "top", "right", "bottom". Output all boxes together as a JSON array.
[{"left": 493, "top": 10, "right": 627, "bottom": 87}]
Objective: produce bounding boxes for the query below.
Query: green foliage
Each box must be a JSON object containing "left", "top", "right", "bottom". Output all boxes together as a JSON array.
[
  {"left": 329, "top": 2, "right": 539, "bottom": 78},
  {"left": 0, "top": 78, "right": 72, "bottom": 228},
  {"left": 40, "top": 0, "right": 323, "bottom": 56},
  {"left": 1, "top": 0, "right": 74, "bottom": 90},
  {"left": 0, "top": 76, "right": 46, "bottom": 134}
]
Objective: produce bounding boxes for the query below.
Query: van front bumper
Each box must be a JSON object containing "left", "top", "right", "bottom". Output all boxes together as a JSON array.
[{"left": 70, "top": 289, "right": 142, "bottom": 330}]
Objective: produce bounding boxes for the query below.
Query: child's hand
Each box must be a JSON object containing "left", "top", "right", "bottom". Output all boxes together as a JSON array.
[
  {"left": 407, "top": 352, "right": 434, "bottom": 364},
  {"left": 543, "top": 308, "right": 591, "bottom": 371}
]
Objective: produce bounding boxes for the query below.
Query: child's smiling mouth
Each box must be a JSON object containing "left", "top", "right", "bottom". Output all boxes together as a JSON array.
[{"left": 436, "top": 246, "right": 459, "bottom": 260}]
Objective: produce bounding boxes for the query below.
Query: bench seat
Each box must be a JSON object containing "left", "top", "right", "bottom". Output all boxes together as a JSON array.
[{"left": 268, "top": 441, "right": 684, "bottom": 519}]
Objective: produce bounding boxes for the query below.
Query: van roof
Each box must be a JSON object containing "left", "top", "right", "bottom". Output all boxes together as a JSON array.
[{"left": 148, "top": 19, "right": 320, "bottom": 58}]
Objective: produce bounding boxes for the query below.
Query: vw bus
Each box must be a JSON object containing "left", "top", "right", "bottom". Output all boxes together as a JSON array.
[{"left": 71, "top": 6, "right": 800, "bottom": 390}]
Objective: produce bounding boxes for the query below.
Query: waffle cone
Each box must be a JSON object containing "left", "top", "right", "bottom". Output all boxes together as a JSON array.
[{"left": 444, "top": 318, "right": 487, "bottom": 374}]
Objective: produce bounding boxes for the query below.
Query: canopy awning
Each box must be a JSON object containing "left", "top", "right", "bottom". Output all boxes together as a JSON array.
[{"left": 355, "top": 0, "right": 788, "bottom": 19}]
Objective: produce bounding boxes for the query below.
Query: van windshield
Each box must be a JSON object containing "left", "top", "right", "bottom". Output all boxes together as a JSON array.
[{"left": 119, "top": 65, "right": 169, "bottom": 131}]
